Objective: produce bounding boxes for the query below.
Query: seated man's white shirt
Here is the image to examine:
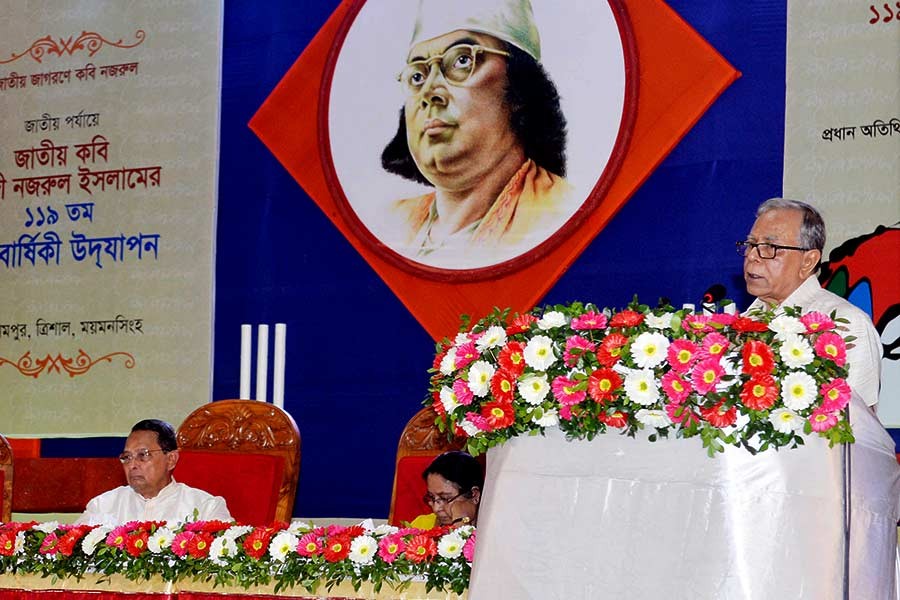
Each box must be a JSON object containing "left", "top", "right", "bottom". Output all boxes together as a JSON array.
[
  {"left": 76, "top": 478, "right": 232, "bottom": 526},
  {"left": 746, "top": 274, "right": 882, "bottom": 407}
]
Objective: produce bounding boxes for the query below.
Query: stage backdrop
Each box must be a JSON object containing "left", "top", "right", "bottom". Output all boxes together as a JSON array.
[
  {"left": 783, "top": 1, "right": 900, "bottom": 425},
  {"left": 0, "top": 1, "right": 223, "bottom": 435}
]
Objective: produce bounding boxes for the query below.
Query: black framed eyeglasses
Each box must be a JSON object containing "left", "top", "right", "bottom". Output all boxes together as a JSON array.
[
  {"left": 118, "top": 448, "right": 168, "bottom": 464},
  {"left": 399, "top": 44, "right": 510, "bottom": 94},
  {"left": 736, "top": 240, "right": 810, "bottom": 259},
  {"left": 423, "top": 491, "right": 466, "bottom": 508}
]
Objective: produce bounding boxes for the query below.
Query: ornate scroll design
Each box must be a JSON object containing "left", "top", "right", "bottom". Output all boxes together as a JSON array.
[
  {"left": 0, "top": 350, "right": 135, "bottom": 378},
  {"left": 0, "top": 30, "right": 146, "bottom": 65},
  {"left": 400, "top": 408, "right": 465, "bottom": 453}
]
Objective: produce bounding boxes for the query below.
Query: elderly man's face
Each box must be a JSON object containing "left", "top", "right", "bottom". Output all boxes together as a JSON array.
[
  {"left": 121, "top": 429, "right": 178, "bottom": 499},
  {"left": 403, "top": 30, "right": 521, "bottom": 190},
  {"left": 743, "top": 208, "right": 820, "bottom": 305}
]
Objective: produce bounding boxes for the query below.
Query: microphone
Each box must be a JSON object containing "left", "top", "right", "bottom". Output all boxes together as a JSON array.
[{"left": 702, "top": 284, "right": 726, "bottom": 305}]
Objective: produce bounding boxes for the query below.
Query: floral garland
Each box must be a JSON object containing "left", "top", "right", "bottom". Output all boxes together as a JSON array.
[
  {"left": 0, "top": 519, "right": 475, "bottom": 595},
  {"left": 425, "top": 300, "right": 854, "bottom": 457}
]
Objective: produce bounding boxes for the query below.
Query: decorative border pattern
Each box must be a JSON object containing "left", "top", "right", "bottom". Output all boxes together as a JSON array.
[
  {"left": 0, "top": 350, "right": 135, "bottom": 378},
  {"left": 0, "top": 30, "right": 146, "bottom": 65}
]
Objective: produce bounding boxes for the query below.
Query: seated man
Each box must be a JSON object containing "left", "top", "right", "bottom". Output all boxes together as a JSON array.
[
  {"left": 76, "top": 419, "right": 232, "bottom": 526},
  {"left": 410, "top": 450, "right": 483, "bottom": 529}
]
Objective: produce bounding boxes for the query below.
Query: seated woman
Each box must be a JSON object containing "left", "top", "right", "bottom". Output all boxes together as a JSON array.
[{"left": 409, "top": 451, "right": 484, "bottom": 529}]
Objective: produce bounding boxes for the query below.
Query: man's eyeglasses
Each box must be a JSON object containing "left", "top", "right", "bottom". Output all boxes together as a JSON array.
[
  {"left": 399, "top": 44, "right": 510, "bottom": 94},
  {"left": 118, "top": 449, "right": 168, "bottom": 464},
  {"left": 423, "top": 491, "right": 466, "bottom": 508},
  {"left": 736, "top": 240, "right": 810, "bottom": 259}
]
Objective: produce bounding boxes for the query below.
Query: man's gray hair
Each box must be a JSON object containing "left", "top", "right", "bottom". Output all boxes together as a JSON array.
[{"left": 757, "top": 197, "right": 826, "bottom": 252}]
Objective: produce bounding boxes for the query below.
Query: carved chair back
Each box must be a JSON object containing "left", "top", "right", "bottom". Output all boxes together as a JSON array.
[{"left": 176, "top": 400, "right": 300, "bottom": 523}]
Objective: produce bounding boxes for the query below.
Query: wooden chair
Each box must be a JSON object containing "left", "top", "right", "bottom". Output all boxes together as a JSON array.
[
  {"left": 0, "top": 434, "right": 12, "bottom": 522},
  {"left": 387, "top": 407, "right": 466, "bottom": 525},
  {"left": 176, "top": 400, "right": 300, "bottom": 524}
]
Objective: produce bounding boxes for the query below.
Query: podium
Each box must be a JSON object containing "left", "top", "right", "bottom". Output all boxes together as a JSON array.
[{"left": 468, "top": 395, "right": 900, "bottom": 599}]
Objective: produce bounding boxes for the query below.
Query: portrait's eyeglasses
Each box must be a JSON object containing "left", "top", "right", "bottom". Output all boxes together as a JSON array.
[
  {"left": 423, "top": 491, "right": 466, "bottom": 508},
  {"left": 399, "top": 44, "right": 510, "bottom": 94},
  {"left": 118, "top": 448, "right": 168, "bottom": 464},
  {"left": 736, "top": 240, "right": 810, "bottom": 259}
]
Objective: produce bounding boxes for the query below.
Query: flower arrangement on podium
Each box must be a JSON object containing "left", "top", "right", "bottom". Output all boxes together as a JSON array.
[
  {"left": 0, "top": 519, "right": 475, "bottom": 595},
  {"left": 425, "top": 299, "right": 854, "bottom": 457}
]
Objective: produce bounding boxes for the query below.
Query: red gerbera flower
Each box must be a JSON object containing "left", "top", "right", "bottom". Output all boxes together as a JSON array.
[
  {"left": 700, "top": 400, "right": 737, "bottom": 428},
  {"left": 596, "top": 333, "right": 628, "bottom": 367},
  {"left": 741, "top": 340, "right": 775, "bottom": 375},
  {"left": 505, "top": 313, "right": 537, "bottom": 335},
  {"left": 0, "top": 533, "right": 15, "bottom": 556},
  {"left": 125, "top": 531, "right": 149, "bottom": 557},
  {"left": 187, "top": 532, "right": 213, "bottom": 559},
  {"left": 490, "top": 369, "right": 516, "bottom": 403},
  {"left": 323, "top": 534, "right": 352, "bottom": 562},
  {"left": 481, "top": 401, "right": 516, "bottom": 430},
  {"left": 498, "top": 342, "right": 527, "bottom": 376},
  {"left": 243, "top": 528, "right": 273, "bottom": 560},
  {"left": 609, "top": 310, "right": 644, "bottom": 328},
  {"left": 732, "top": 316, "right": 769, "bottom": 333},
  {"left": 599, "top": 410, "right": 629, "bottom": 428},
  {"left": 740, "top": 374, "right": 779, "bottom": 411},
  {"left": 404, "top": 534, "right": 437, "bottom": 563},
  {"left": 588, "top": 368, "right": 622, "bottom": 403}
]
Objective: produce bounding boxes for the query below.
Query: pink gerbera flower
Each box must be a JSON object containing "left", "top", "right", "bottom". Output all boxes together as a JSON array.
[
  {"left": 297, "top": 532, "right": 323, "bottom": 557},
  {"left": 106, "top": 526, "right": 129, "bottom": 549},
  {"left": 563, "top": 335, "right": 597, "bottom": 367},
  {"left": 691, "top": 357, "right": 725, "bottom": 395},
  {"left": 814, "top": 332, "right": 847, "bottom": 367},
  {"left": 453, "top": 341, "right": 479, "bottom": 370},
  {"left": 700, "top": 333, "right": 730, "bottom": 360},
  {"left": 462, "top": 531, "right": 477, "bottom": 562},
  {"left": 820, "top": 378, "right": 851, "bottom": 412},
  {"left": 809, "top": 407, "right": 838, "bottom": 432},
  {"left": 661, "top": 371, "right": 692, "bottom": 404},
  {"left": 378, "top": 534, "right": 406, "bottom": 563},
  {"left": 667, "top": 339, "right": 698, "bottom": 373},
  {"left": 682, "top": 313, "right": 712, "bottom": 334},
  {"left": 800, "top": 311, "right": 836, "bottom": 333},
  {"left": 552, "top": 375, "right": 586, "bottom": 406},
  {"left": 171, "top": 531, "right": 195, "bottom": 558},
  {"left": 710, "top": 313, "right": 736, "bottom": 327},
  {"left": 570, "top": 311, "right": 608, "bottom": 331},
  {"left": 464, "top": 412, "right": 491, "bottom": 432},
  {"left": 452, "top": 378, "right": 474, "bottom": 406}
]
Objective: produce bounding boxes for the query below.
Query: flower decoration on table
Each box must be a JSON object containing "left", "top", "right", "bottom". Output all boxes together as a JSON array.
[
  {"left": 0, "top": 518, "right": 475, "bottom": 595},
  {"left": 426, "top": 299, "right": 855, "bottom": 457}
]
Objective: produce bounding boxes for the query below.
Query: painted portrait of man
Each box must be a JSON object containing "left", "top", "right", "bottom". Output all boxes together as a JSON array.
[{"left": 326, "top": 0, "right": 629, "bottom": 273}]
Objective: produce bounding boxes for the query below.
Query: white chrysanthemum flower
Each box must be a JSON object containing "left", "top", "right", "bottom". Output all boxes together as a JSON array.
[
  {"left": 349, "top": 535, "right": 377, "bottom": 565},
  {"left": 459, "top": 419, "right": 481, "bottom": 437},
  {"left": 454, "top": 525, "right": 475, "bottom": 537},
  {"left": 635, "top": 408, "right": 671, "bottom": 428},
  {"left": 624, "top": 369, "right": 660, "bottom": 406},
  {"left": 779, "top": 334, "right": 814, "bottom": 368},
  {"left": 34, "top": 521, "right": 59, "bottom": 533},
  {"left": 223, "top": 525, "right": 254, "bottom": 540},
  {"left": 440, "top": 385, "right": 460, "bottom": 413},
  {"left": 81, "top": 526, "right": 112, "bottom": 556},
  {"left": 287, "top": 520, "right": 311, "bottom": 535},
  {"left": 373, "top": 524, "right": 399, "bottom": 537},
  {"left": 781, "top": 371, "right": 817, "bottom": 411},
  {"left": 532, "top": 407, "right": 559, "bottom": 428},
  {"left": 455, "top": 332, "right": 472, "bottom": 345},
  {"left": 14, "top": 531, "right": 26, "bottom": 555},
  {"left": 631, "top": 332, "right": 670, "bottom": 369},
  {"left": 468, "top": 360, "right": 496, "bottom": 397},
  {"left": 769, "top": 315, "right": 805, "bottom": 338},
  {"left": 537, "top": 310, "right": 567, "bottom": 330},
  {"left": 523, "top": 335, "right": 556, "bottom": 370},
  {"left": 645, "top": 312, "right": 674, "bottom": 330},
  {"left": 268, "top": 531, "right": 299, "bottom": 562},
  {"left": 437, "top": 532, "right": 465, "bottom": 559},
  {"left": 769, "top": 407, "right": 803, "bottom": 434},
  {"left": 518, "top": 374, "right": 550, "bottom": 405},
  {"left": 476, "top": 326, "right": 507, "bottom": 351},
  {"left": 439, "top": 347, "right": 457, "bottom": 375},
  {"left": 147, "top": 527, "right": 175, "bottom": 554},
  {"left": 209, "top": 536, "right": 239, "bottom": 566}
]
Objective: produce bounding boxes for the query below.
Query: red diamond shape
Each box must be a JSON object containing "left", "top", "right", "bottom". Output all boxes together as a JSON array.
[{"left": 250, "top": 0, "right": 739, "bottom": 340}]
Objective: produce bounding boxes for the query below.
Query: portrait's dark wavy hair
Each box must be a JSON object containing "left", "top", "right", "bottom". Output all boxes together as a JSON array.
[{"left": 381, "top": 43, "right": 568, "bottom": 186}]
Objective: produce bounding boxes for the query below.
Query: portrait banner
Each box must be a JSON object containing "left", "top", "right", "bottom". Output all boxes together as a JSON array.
[
  {"left": 0, "top": 1, "right": 223, "bottom": 435},
  {"left": 784, "top": 1, "right": 900, "bottom": 424}
]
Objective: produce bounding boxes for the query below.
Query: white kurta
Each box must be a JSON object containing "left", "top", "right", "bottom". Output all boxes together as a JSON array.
[{"left": 76, "top": 479, "right": 232, "bottom": 526}]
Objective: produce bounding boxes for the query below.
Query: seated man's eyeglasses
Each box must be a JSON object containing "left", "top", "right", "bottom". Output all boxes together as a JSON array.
[
  {"left": 736, "top": 240, "right": 810, "bottom": 259},
  {"left": 423, "top": 490, "right": 465, "bottom": 507},
  {"left": 118, "top": 449, "right": 168, "bottom": 464},
  {"left": 399, "top": 44, "right": 510, "bottom": 93}
]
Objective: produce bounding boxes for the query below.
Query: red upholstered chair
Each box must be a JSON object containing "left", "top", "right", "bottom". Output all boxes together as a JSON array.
[
  {"left": 176, "top": 400, "right": 300, "bottom": 525},
  {"left": 388, "top": 407, "right": 467, "bottom": 526},
  {"left": 11, "top": 458, "right": 126, "bottom": 514},
  {"left": 0, "top": 434, "right": 12, "bottom": 522}
]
